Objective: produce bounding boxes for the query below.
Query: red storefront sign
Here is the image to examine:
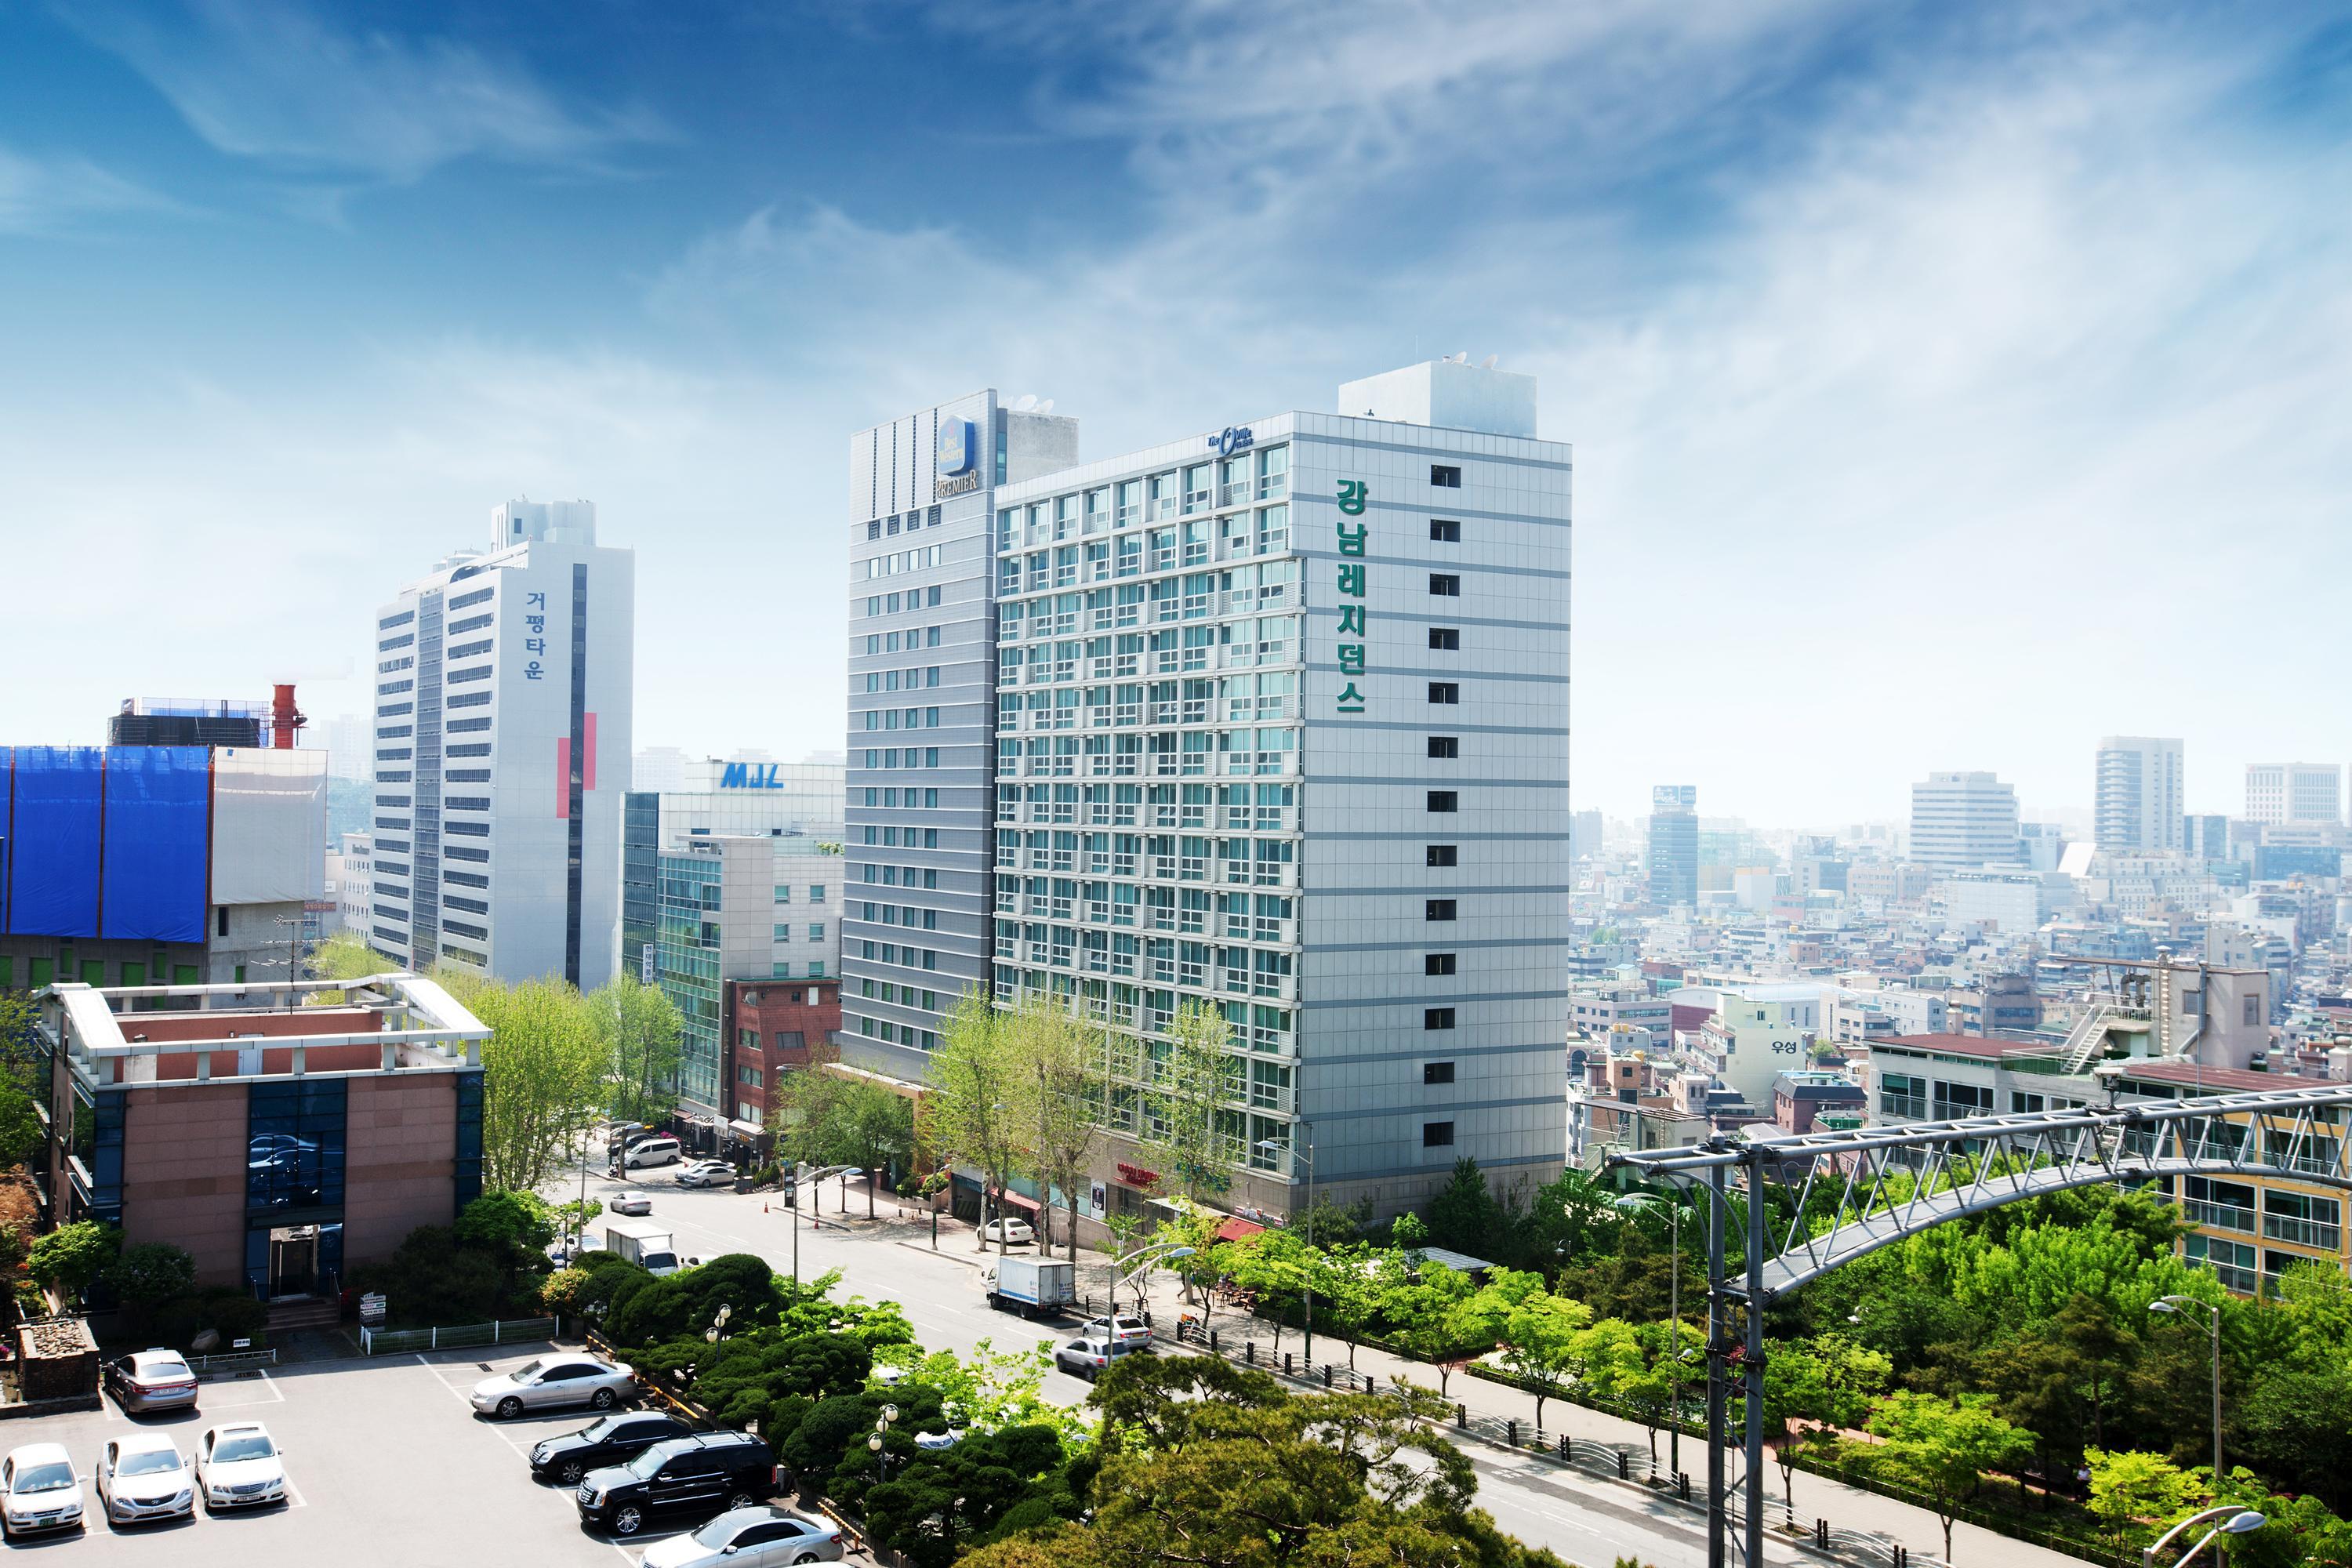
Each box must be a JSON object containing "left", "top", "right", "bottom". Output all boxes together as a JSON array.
[{"left": 1115, "top": 1162, "right": 1160, "bottom": 1189}]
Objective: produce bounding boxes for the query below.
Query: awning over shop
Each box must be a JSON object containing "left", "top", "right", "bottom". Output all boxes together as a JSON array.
[
  {"left": 1210, "top": 1217, "right": 1265, "bottom": 1245},
  {"left": 989, "top": 1187, "right": 1042, "bottom": 1214}
]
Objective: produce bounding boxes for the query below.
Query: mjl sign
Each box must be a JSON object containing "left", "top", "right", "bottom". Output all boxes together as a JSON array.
[{"left": 720, "top": 762, "right": 795, "bottom": 789}]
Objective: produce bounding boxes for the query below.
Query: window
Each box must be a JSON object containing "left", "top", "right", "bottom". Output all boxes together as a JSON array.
[
  {"left": 774, "top": 885, "right": 791, "bottom": 904},
  {"left": 1427, "top": 791, "right": 1458, "bottom": 814},
  {"left": 1423, "top": 1121, "right": 1456, "bottom": 1147},
  {"left": 808, "top": 924, "right": 826, "bottom": 942},
  {"left": 2245, "top": 995, "right": 2260, "bottom": 1026},
  {"left": 1430, "top": 465, "right": 1461, "bottom": 488},
  {"left": 1426, "top": 844, "right": 1457, "bottom": 866},
  {"left": 1428, "top": 627, "right": 1459, "bottom": 651},
  {"left": 1429, "top": 519, "right": 1461, "bottom": 543},
  {"left": 1427, "top": 736, "right": 1458, "bottom": 759},
  {"left": 810, "top": 885, "right": 826, "bottom": 902},
  {"left": 1424, "top": 1061, "right": 1456, "bottom": 1085},
  {"left": 1425, "top": 898, "right": 1457, "bottom": 922},
  {"left": 1428, "top": 574, "right": 1460, "bottom": 597},
  {"left": 1425, "top": 953, "right": 1457, "bottom": 976},
  {"left": 1428, "top": 682, "right": 1458, "bottom": 705},
  {"left": 1425, "top": 1007, "right": 1456, "bottom": 1031}
]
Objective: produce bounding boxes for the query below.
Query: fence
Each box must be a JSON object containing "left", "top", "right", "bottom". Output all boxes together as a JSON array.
[
  {"left": 358, "top": 1316, "right": 557, "bottom": 1355},
  {"left": 189, "top": 1348, "right": 278, "bottom": 1377},
  {"left": 1160, "top": 1316, "right": 1961, "bottom": 1568}
]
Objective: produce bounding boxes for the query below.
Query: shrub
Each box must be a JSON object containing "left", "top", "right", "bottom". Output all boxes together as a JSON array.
[
  {"left": 151, "top": 1288, "right": 267, "bottom": 1352},
  {"left": 690, "top": 1331, "right": 874, "bottom": 1429},
  {"left": 27, "top": 1221, "right": 118, "bottom": 1298},
  {"left": 350, "top": 1225, "right": 502, "bottom": 1328},
  {"left": 604, "top": 1253, "right": 789, "bottom": 1348},
  {"left": 104, "top": 1243, "right": 197, "bottom": 1308}
]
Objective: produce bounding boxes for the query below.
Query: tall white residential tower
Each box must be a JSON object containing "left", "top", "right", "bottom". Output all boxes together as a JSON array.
[
  {"left": 2094, "top": 736, "right": 2184, "bottom": 854},
  {"left": 368, "top": 500, "right": 634, "bottom": 989},
  {"left": 1907, "top": 771, "right": 2022, "bottom": 870}
]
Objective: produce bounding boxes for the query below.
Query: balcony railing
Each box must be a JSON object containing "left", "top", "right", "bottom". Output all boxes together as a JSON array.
[
  {"left": 2263, "top": 1213, "right": 2341, "bottom": 1250},
  {"left": 2183, "top": 1198, "right": 2256, "bottom": 1234}
]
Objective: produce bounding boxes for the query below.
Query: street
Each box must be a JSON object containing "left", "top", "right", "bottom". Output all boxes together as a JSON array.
[{"left": 558, "top": 1160, "right": 1835, "bottom": 1568}]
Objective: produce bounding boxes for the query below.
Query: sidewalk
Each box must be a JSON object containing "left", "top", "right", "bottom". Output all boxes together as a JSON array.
[{"left": 1122, "top": 1269, "right": 2085, "bottom": 1568}]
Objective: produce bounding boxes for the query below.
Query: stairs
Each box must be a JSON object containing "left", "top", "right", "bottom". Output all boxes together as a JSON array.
[
  {"left": 2060, "top": 1004, "right": 2115, "bottom": 1074},
  {"left": 265, "top": 1297, "right": 342, "bottom": 1334}
]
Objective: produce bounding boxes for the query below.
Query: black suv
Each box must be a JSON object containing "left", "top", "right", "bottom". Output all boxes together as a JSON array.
[
  {"left": 531, "top": 1411, "right": 693, "bottom": 1488},
  {"left": 575, "top": 1432, "right": 779, "bottom": 1537}
]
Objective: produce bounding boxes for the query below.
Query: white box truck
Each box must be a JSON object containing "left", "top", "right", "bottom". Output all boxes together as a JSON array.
[
  {"left": 985, "top": 1256, "right": 1076, "bottom": 1318},
  {"left": 604, "top": 1218, "right": 684, "bottom": 1276}
]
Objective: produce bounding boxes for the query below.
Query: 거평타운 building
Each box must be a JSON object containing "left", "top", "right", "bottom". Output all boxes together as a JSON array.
[{"left": 368, "top": 500, "right": 634, "bottom": 989}]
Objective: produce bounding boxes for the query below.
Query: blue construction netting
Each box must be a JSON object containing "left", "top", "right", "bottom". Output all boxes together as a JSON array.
[
  {"left": 100, "top": 746, "right": 210, "bottom": 943},
  {"left": 4, "top": 746, "right": 106, "bottom": 938}
]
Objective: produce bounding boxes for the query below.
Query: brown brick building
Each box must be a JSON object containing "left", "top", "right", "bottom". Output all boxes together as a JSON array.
[
  {"left": 721, "top": 977, "right": 840, "bottom": 1128},
  {"left": 40, "top": 973, "right": 488, "bottom": 1312}
]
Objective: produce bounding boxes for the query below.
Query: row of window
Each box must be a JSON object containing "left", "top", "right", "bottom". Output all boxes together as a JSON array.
[
  {"left": 861, "top": 588, "right": 943, "bottom": 620},
  {"left": 862, "top": 503, "right": 942, "bottom": 539},
  {"left": 858, "top": 710, "right": 942, "bottom": 732},
  {"left": 770, "top": 884, "right": 829, "bottom": 903},
  {"left": 857, "top": 787, "right": 942, "bottom": 809},
  {"left": 863, "top": 544, "right": 945, "bottom": 579},
  {"left": 999, "top": 448, "right": 1289, "bottom": 547},
  {"left": 859, "top": 826, "right": 940, "bottom": 848},
  {"left": 856, "top": 902, "right": 940, "bottom": 931},
  {"left": 865, "top": 666, "right": 943, "bottom": 692},
  {"left": 771, "top": 924, "right": 826, "bottom": 941}
]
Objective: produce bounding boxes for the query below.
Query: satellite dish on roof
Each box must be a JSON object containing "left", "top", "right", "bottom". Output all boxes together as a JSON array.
[
  {"left": 1481, "top": 354, "right": 1499, "bottom": 369},
  {"left": 1013, "top": 394, "right": 1038, "bottom": 412},
  {"left": 1036, "top": 399, "right": 1054, "bottom": 414}
]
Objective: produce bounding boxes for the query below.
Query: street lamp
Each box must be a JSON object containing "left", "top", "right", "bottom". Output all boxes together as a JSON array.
[
  {"left": 1257, "top": 1123, "right": 1315, "bottom": 1366},
  {"left": 2143, "top": 1505, "right": 2264, "bottom": 1568},
  {"left": 869, "top": 1403, "right": 900, "bottom": 1482},
  {"left": 705, "top": 1303, "right": 732, "bottom": 1345},
  {"left": 1616, "top": 1192, "right": 1686, "bottom": 1483},
  {"left": 2148, "top": 1296, "right": 2223, "bottom": 1485},
  {"left": 1110, "top": 1242, "right": 1195, "bottom": 1327}
]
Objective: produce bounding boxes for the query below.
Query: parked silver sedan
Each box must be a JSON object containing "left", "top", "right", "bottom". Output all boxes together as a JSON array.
[
  {"left": 470, "top": 1353, "right": 636, "bottom": 1420},
  {"left": 96, "top": 1432, "right": 194, "bottom": 1525},
  {"left": 643, "top": 1504, "right": 844, "bottom": 1566},
  {"left": 104, "top": 1348, "right": 199, "bottom": 1414}
]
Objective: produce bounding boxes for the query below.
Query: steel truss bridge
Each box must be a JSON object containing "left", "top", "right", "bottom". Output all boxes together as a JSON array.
[{"left": 1610, "top": 1082, "right": 2352, "bottom": 1568}]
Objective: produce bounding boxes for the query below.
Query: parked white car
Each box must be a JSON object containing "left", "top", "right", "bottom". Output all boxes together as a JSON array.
[
  {"left": 0, "top": 1442, "right": 84, "bottom": 1539},
  {"left": 194, "top": 1422, "right": 288, "bottom": 1512},
  {"left": 96, "top": 1432, "right": 194, "bottom": 1525},
  {"left": 674, "top": 1159, "right": 737, "bottom": 1189},
  {"left": 976, "top": 1216, "right": 1036, "bottom": 1247},
  {"left": 643, "top": 1504, "right": 844, "bottom": 1566},
  {"left": 471, "top": 1354, "right": 636, "bottom": 1420},
  {"left": 608, "top": 1190, "right": 655, "bottom": 1216}
]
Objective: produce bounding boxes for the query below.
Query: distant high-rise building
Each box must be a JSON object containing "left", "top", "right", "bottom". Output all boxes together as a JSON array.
[
  {"left": 368, "top": 499, "right": 634, "bottom": 989},
  {"left": 1570, "top": 809, "right": 1603, "bottom": 862},
  {"left": 2095, "top": 736, "right": 2184, "bottom": 853},
  {"left": 2245, "top": 762, "right": 2342, "bottom": 826},
  {"left": 2183, "top": 813, "right": 2233, "bottom": 860},
  {"left": 1907, "top": 771, "right": 2022, "bottom": 870},
  {"left": 1647, "top": 785, "right": 1697, "bottom": 907},
  {"left": 633, "top": 746, "right": 692, "bottom": 794}
]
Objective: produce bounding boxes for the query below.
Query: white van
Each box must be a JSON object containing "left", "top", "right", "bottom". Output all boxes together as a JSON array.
[{"left": 622, "top": 1136, "right": 682, "bottom": 1170}]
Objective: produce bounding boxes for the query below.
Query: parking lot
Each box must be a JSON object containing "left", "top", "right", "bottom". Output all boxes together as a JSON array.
[{"left": 0, "top": 1348, "right": 855, "bottom": 1564}]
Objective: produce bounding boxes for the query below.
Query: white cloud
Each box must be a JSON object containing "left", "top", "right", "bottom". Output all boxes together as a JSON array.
[
  {"left": 56, "top": 0, "right": 668, "bottom": 182},
  {"left": 0, "top": 143, "right": 184, "bottom": 233}
]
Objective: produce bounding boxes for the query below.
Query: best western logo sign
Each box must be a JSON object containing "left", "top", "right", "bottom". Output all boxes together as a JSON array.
[{"left": 721, "top": 763, "right": 792, "bottom": 789}]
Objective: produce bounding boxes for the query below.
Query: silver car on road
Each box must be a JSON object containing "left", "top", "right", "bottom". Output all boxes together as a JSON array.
[{"left": 471, "top": 1353, "right": 636, "bottom": 1420}]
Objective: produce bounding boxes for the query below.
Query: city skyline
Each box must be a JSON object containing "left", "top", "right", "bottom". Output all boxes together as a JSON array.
[{"left": 2, "top": 2, "right": 2346, "bottom": 825}]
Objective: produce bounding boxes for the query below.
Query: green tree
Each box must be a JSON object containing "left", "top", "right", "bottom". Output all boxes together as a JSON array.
[
  {"left": 927, "top": 989, "right": 1023, "bottom": 1251},
  {"left": 590, "top": 974, "right": 683, "bottom": 1127},
  {"left": 1314, "top": 1241, "right": 1381, "bottom": 1370},
  {"left": 1004, "top": 995, "right": 1102, "bottom": 1257},
  {"left": 27, "top": 1221, "right": 119, "bottom": 1300},
  {"left": 1865, "top": 1392, "right": 2036, "bottom": 1563},
  {"left": 0, "top": 1080, "right": 44, "bottom": 1170},
  {"left": 1467, "top": 1269, "right": 1592, "bottom": 1432},
  {"left": 307, "top": 930, "right": 384, "bottom": 993},
  {"left": 1144, "top": 998, "right": 1236, "bottom": 1201},
  {"left": 1428, "top": 1157, "right": 1504, "bottom": 1258},
  {"left": 102, "top": 1242, "right": 195, "bottom": 1308},
  {"left": 2083, "top": 1447, "right": 2205, "bottom": 1566},
  {"left": 1218, "top": 1226, "right": 1319, "bottom": 1356},
  {"left": 828, "top": 1080, "right": 916, "bottom": 1221},
  {"left": 1378, "top": 1257, "right": 1491, "bottom": 1398},
  {"left": 446, "top": 974, "right": 609, "bottom": 1193},
  {"left": 1750, "top": 1336, "right": 1888, "bottom": 1526}
]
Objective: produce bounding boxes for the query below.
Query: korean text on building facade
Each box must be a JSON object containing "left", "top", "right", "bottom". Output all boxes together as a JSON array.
[{"left": 1335, "top": 480, "right": 1368, "bottom": 713}]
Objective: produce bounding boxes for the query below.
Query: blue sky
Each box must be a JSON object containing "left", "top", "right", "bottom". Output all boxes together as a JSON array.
[{"left": 2, "top": 1, "right": 2347, "bottom": 826}]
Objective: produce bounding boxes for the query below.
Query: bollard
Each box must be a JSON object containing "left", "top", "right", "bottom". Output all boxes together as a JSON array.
[
  {"left": 1617, "top": 1450, "right": 1628, "bottom": 1479},
  {"left": 1364, "top": 1374, "right": 1375, "bottom": 1394},
  {"left": 1210, "top": 1329, "right": 1219, "bottom": 1352},
  {"left": 1283, "top": 1352, "right": 1292, "bottom": 1376},
  {"left": 1815, "top": 1519, "right": 1828, "bottom": 1548},
  {"left": 1507, "top": 1419, "right": 1518, "bottom": 1446},
  {"left": 1457, "top": 1403, "right": 1467, "bottom": 1429},
  {"left": 1678, "top": 1473, "right": 1690, "bottom": 1501},
  {"left": 1558, "top": 1435, "right": 1570, "bottom": 1461},
  {"left": 1322, "top": 1365, "right": 1332, "bottom": 1388},
  {"left": 1246, "top": 1342, "right": 1256, "bottom": 1366}
]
